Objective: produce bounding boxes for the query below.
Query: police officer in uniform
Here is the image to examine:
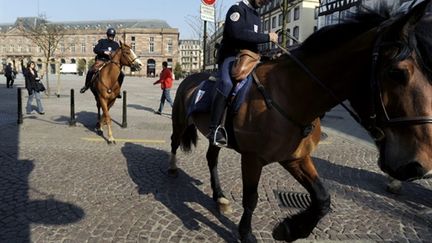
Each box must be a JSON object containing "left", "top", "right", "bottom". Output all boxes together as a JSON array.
[
  {"left": 208, "top": 0, "right": 278, "bottom": 147},
  {"left": 80, "top": 27, "right": 124, "bottom": 98}
]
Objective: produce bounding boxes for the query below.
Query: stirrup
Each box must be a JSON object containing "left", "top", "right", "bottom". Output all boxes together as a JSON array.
[{"left": 212, "top": 125, "right": 228, "bottom": 148}]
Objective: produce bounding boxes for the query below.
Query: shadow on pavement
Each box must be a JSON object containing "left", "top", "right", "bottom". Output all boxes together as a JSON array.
[
  {"left": 314, "top": 157, "right": 432, "bottom": 225},
  {"left": 0, "top": 88, "right": 85, "bottom": 242},
  {"left": 128, "top": 103, "right": 156, "bottom": 113},
  {"left": 122, "top": 142, "right": 238, "bottom": 242}
]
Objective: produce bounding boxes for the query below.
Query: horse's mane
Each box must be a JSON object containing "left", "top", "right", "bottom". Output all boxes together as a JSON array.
[
  {"left": 414, "top": 14, "right": 432, "bottom": 81},
  {"left": 297, "top": 9, "right": 389, "bottom": 55},
  {"left": 281, "top": 3, "right": 432, "bottom": 81}
]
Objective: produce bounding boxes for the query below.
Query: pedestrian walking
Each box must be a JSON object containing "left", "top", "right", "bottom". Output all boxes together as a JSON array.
[
  {"left": 153, "top": 61, "right": 173, "bottom": 115},
  {"left": 4, "top": 63, "right": 16, "bottom": 88},
  {"left": 23, "top": 61, "right": 45, "bottom": 115}
]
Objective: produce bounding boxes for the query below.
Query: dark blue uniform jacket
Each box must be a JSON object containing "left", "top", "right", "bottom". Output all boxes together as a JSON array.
[
  {"left": 218, "top": 0, "right": 269, "bottom": 63},
  {"left": 93, "top": 39, "right": 120, "bottom": 61}
]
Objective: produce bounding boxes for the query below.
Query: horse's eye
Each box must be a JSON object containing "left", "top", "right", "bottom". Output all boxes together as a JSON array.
[{"left": 387, "top": 68, "right": 408, "bottom": 84}]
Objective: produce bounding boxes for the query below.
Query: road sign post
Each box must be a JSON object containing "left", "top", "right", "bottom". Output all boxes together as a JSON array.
[{"left": 201, "top": 0, "right": 216, "bottom": 71}]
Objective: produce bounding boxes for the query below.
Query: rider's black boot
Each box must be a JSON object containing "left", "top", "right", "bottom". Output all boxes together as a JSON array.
[
  {"left": 207, "top": 92, "right": 227, "bottom": 147},
  {"left": 80, "top": 71, "right": 93, "bottom": 93}
]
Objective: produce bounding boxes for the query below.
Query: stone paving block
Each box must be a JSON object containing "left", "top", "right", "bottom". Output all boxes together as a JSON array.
[{"left": 0, "top": 76, "right": 430, "bottom": 242}]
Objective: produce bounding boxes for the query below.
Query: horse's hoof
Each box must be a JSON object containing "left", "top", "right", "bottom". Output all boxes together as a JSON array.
[
  {"left": 240, "top": 232, "right": 257, "bottom": 243},
  {"left": 386, "top": 183, "right": 402, "bottom": 194},
  {"left": 217, "top": 197, "right": 232, "bottom": 214},
  {"left": 273, "top": 221, "right": 292, "bottom": 241},
  {"left": 167, "top": 168, "right": 178, "bottom": 177},
  {"left": 107, "top": 140, "right": 116, "bottom": 145}
]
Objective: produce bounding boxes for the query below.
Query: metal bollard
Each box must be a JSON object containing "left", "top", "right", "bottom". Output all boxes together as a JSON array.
[
  {"left": 17, "top": 88, "right": 23, "bottom": 124},
  {"left": 122, "top": 90, "right": 127, "bottom": 128},
  {"left": 69, "top": 89, "right": 76, "bottom": 126}
]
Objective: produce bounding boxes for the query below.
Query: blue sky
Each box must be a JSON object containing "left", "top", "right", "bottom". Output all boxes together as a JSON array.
[{"left": 0, "top": 0, "right": 234, "bottom": 39}]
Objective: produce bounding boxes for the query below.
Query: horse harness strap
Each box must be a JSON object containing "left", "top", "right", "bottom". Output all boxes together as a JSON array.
[
  {"left": 97, "top": 60, "right": 121, "bottom": 94},
  {"left": 252, "top": 71, "right": 314, "bottom": 137},
  {"left": 365, "top": 26, "right": 432, "bottom": 141}
]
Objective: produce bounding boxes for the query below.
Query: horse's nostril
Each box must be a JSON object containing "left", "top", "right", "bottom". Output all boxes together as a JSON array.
[{"left": 396, "top": 161, "right": 426, "bottom": 181}]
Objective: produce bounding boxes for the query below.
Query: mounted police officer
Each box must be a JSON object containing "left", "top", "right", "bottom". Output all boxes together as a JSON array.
[
  {"left": 80, "top": 27, "right": 124, "bottom": 98},
  {"left": 208, "top": 0, "right": 278, "bottom": 147}
]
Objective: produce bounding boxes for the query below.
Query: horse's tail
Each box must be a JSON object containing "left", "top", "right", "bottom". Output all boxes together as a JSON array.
[
  {"left": 180, "top": 124, "right": 198, "bottom": 152},
  {"left": 171, "top": 72, "right": 210, "bottom": 153}
]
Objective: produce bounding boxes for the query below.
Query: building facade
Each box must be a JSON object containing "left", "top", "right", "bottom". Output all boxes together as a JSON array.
[
  {"left": 179, "top": 40, "right": 203, "bottom": 73},
  {"left": 318, "top": 0, "right": 416, "bottom": 28},
  {"left": 204, "top": 0, "right": 320, "bottom": 67},
  {"left": 259, "top": 0, "right": 320, "bottom": 53},
  {"left": 0, "top": 17, "right": 179, "bottom": 77}
]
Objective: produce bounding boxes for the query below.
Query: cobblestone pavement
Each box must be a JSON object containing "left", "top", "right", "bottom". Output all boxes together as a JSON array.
[{"left": 0, "top": 74, "right": 431, "bottom": 242}]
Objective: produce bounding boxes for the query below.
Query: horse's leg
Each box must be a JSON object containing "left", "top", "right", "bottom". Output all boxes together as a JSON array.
[
  {"left": 273, "top": 156, "right": 330, "bottom": 242},
  {"left": 100, "top": 99, "right": 115, "bottom": 144},
  {"left": 238, "top": 153, "right": 263, "bottom": 243},
  {"left": 95, "top": 102, "right": 103, "bottom": 135},
  {"left": 107, "top": 99, "right": 117, "bottom": 143},
  {"left": 206, "top": 144, "right": 232, "bottom": 214}
]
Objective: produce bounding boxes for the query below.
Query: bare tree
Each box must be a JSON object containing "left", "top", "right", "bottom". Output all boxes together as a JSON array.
[
  {"left": 18, "top": 17, "right": 66, "bottom": 96},
  {"left": 185, "top": 0, "right": 227, "bottom": 39}
]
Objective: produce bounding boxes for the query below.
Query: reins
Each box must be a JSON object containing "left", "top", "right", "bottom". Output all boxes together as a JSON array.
[
  {"left": 274, "top": 42, "right": 362, "bottom": 124},
  {"left": 98, "top": 50, "right": 123, "bottom": 94}
]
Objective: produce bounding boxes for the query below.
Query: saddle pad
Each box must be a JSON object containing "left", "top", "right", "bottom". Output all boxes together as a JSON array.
[{"left": 187, "top": 75, "right": 253, "bottom": 117}]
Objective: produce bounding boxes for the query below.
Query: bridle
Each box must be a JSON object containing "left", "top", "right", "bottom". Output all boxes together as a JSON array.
[
  {"left": 274, "top": 15, "right": 432, "bottom": 142},
  {"left": 363, "top": 20, "right": 432, "bottom": 141},
  {"left": 110, "top": 45, "right": 140, "bottom": 67}
]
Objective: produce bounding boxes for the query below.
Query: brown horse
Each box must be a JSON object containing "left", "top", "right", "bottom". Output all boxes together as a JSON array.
[
  {"left": 169, "top": 2, "right": 432, "bottom": 242},
  {"left": 91, "top": 41, "right": 143, "bottom": 144}
]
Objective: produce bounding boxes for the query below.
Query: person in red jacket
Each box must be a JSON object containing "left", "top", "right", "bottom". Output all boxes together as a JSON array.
[{"left": 153, "top": 61, "right": 173, "bottom": 115}]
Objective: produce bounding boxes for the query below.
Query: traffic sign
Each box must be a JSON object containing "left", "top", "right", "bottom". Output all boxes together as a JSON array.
[
  {"left": 200, "top": 3, "right": 215, "bottom": 22},
  {"left": 202, "top": 0, "right": 215, "bottom": 5}
]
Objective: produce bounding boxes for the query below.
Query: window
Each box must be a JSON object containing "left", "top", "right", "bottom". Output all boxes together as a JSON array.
[
  {"left": 287, "top": 10, "right": 291, "bottom": 23},
  {"left": 278, "top": 14, "right": 283, "bottom": 26},
  {"left": 71, "top": 43, "right": 75, "bottom": 53},
  {"left": 294, "top": 7, "right": 300, "bottom": 21},
  {"left": 81, "top": 43, "right": 86, "bottom": 53},
  {"left": 131, "top": 42, "right": 136, "bottom": 52},
  {"left": 293, "top": 26, "right": 299, "bottom": 44},
  {"left": 167, "top": 38, "right": 173, "bottom": 53},
  {"left": 264, "top": 19, "right": 269, "bottom": 31},
  {"left": 60, "top": 43, "right": 65, "bottom": 53},
  {"left": 286, "top": 28, "right": 291, "bottom": 46},
  {"left": 271, "top": 16, "right": 277, "bottom": 29},
  {"left": 131, "top": 36, "right": 135, "bottom": 41},
  {"left": 149, "top": 37, "right": 154, "bottom": 53}
]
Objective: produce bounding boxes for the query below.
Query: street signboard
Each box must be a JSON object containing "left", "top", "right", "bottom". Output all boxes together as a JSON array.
[
  {"left": 200, "top": 3, "right": 215, "bottom": 22},
  {"left": 202, "top": 0, "right": 216, "bottom": 5}
]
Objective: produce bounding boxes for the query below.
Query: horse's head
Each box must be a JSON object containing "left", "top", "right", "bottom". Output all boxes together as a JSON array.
[
  {"left": 117, "top": 41, "right": 143, "bottom": 71},
  {"left": 353, "top": 1, "right": 432, "bottom": 181}
]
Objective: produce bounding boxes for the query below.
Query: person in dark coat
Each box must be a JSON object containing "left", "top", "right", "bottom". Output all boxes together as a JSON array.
[
  {"left": 207, "top": 0, "right": 278, "bottom": 147},
  {"left": 80, "top": 27, "right": 124, "bottom": 98},
  {"left": 4, "top": 63, "right": 16, "bottom": 88},
  {"left": 23, "top": 61, "right": 45, "bottom": 115}
]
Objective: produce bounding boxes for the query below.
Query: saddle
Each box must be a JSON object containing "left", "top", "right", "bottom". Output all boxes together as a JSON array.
[{"left": 231, "top": 50, "right": 261, "bottom": 82}]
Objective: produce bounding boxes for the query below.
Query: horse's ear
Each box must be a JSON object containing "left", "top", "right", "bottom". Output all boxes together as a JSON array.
[{"left": 391, "top": 0, "right": 431, "bottom": 35}]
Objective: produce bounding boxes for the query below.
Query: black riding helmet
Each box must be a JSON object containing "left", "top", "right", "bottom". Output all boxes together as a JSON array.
[{"left": 106, "top": 28, "right": 116, "bottom": 38}]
